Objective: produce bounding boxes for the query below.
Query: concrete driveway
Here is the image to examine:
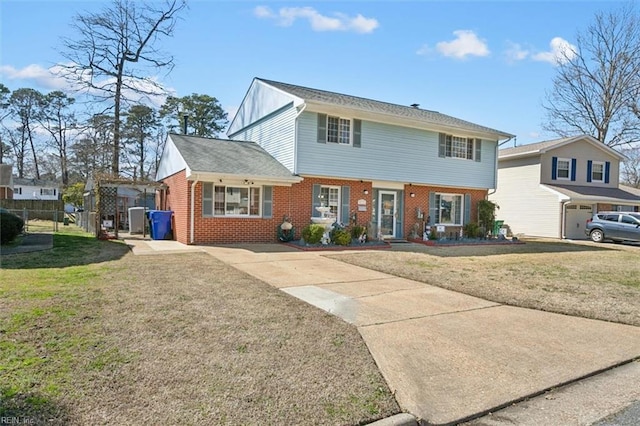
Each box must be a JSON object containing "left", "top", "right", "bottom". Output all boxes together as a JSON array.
[{"left": 201, "top": 245, "right": 640, "bottom": 425}]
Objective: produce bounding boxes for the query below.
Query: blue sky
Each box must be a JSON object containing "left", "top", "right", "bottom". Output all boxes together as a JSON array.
[{"left": 0, "top": 0, "right": 624, "bottom": 146}]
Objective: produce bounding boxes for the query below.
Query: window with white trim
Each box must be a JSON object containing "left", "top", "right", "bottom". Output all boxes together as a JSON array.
[
  {"left": 202, "top": 183, "right": 260, "bottom": 217},
  {"left": 556, "top": 158, "right": 571, "bottom": 180},
  {"left": 435, "top": 193, "right": 462, "bottom": 225},
  {"left": 591, "top": 161, "right": 605, "bottom": 182},
  {"left": 319, "top": 186, "right": 340, "bottom": 221},
  {"left": 444, "top": 135, "right": 476, "bottom": 160},
  {"left": 15, "top": 187, "right": 22, "bottom": 195},
  {"left": 41, "top": 188, "right": 56, "bottom": 196},
  {"left": 327, "top": 116, "right": 351, "bottom": 144}
]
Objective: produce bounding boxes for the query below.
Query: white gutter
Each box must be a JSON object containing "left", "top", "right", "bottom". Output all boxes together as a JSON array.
[
  {"left": 561, "top": 201, "right": 569, "bottom": 239},
  {"left": 190, "top": 176, "right": 200, "bottom": 244}
]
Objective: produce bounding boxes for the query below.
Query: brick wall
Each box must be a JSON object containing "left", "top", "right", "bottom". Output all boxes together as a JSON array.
[{"left": 162, "top": 173, "right": 488, "bottom": 245}]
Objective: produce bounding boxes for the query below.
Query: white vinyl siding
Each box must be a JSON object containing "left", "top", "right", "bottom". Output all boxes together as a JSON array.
[
  {"left": 297, "top": 111, "right": 497, "bottom": 189},
  {"left": 228, "top": 104, "right": 297, "bottom": 173},
  {"left": 540, "top": 140, "right": 620, "bottom": 187},
  {"left": 490, "top": 159, "right": 564, "bottom": 238}
]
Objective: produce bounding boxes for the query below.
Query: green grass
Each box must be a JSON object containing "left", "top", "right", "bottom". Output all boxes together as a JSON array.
[{"left": 0, "top": 227, "right": 130, "bottom": 420}]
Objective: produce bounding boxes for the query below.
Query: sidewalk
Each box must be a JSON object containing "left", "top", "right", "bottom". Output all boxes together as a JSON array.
[{"left": 128, "top": 240, "right": 640, "bottom": 425}]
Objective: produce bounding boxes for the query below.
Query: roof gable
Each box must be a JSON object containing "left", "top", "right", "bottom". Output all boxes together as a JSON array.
[{"left": 230, "top": 78, "right": 514, "bottom": 140}]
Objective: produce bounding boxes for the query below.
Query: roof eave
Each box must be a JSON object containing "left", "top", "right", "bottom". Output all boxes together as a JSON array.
[{"left": 185, "top": 171, "right": 302, "bottom": 186}]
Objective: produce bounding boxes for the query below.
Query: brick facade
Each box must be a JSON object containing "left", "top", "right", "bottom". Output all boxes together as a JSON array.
[{"left": 161, "top": 172, "right": 488, "bottom": 245}]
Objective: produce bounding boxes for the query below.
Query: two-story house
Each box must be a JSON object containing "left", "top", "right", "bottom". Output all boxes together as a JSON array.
[
  {"left": 156, "top": 78, "right": 514, "bottom": 244},
  {"left": 489, "top": 135, "right": 640, "bottom": 239}
]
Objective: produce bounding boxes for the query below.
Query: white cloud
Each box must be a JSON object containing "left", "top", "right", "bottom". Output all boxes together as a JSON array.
[
  {"left": 505, "top": 41, "right": 530, "bottom": 62},
  {"left": 435, "top": 30, "right": 490, "bottom": 59},
  {"left": 0, "top": 64, "right": 70, "bottom": 90},
  {"left": 532, "top": 37, "right": 576, "bottom": 65},
  {"left": 253, "top": 6, "right": 379, "bottom": 34}
]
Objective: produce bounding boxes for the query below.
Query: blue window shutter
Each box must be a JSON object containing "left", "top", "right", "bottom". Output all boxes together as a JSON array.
[
  {"left": 312, "top": 184, "right": 321, "bottom": 217},
  {"left": 341, "top": 185, "right": 350, "bottom": 223},
  {"left": 317, "top": 114, "right": 327, "bottom": 144},
  {"left": 474, "top": 140, "right": 481, "bottom": 162},
  {"left": 396, "top": 191, "right": 403, "bottom": 238},
  {"left": 552, "top": 157, "right": 558, "bottom": 180},
  {"left": 438, "top": 133, "right": 446, "bottom": 158},
  {"left": 353, "top": 119, "right": 361, "bottom": 148},
  {"left": 571, "top": 158, "right": 577, "bottom": 181},
  {"left": 464, "top": 194, "right": 471, "bottom": 224},
  {"left": 605, "top": 161, "right": 611, "bottom": 183},
  {"left": 262, "top": 186, "right": 273, "bottom": 218},
  {"left": 587, "top": 160, "right": 592, "bottom": 183},
  {"left": 428, "top": 191, "right": 437, "bottom": 224}
]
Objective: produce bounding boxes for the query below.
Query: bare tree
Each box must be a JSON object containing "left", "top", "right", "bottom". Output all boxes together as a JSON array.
[
  {"left": 0, "top": 84, "right": 10, "bottom": 164},
  {"left": 37, "top": 91, "right": 77, "bottom": 185},
  {"left": 543, "top": 4, "right": 640, "bottom": 147},
  {"left": 621, "top": 147, "right": 640, "bottom": 187},
  {"left": 60, "top": 0, "right": 187, "bottom": 175}
]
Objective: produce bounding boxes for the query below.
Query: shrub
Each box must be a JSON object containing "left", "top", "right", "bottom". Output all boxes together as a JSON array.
[
  {"left": 1, "top": 212, "right": 24, "bottom": 244},
  {"left": 350, "top": 224, "right": 366, "bottom": 240},
  {"left": 463, "top": 222, "right": 480, "bottom": 238},
  {"left": 331, "top": 229, "right": 352, "bottom": 246},
  {"left": 301, "top": 224, "right": 325, "bottom": 244}
]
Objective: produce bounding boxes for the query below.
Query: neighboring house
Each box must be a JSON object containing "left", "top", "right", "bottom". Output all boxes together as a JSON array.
[
  {"left": 489, "top": 135, "right": 640, "bottom": 239},
  {"left": 13, "top": 178, "right": 60, "bottom": 200},
  {"left": 0, "top": 164, "right": 13, "bottom": 199},
  {"left": 156, "top": 78, "right": 514, "bottom": 244}
]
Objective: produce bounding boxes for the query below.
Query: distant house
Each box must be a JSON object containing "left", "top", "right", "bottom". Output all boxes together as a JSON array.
[
  {"left": 489, "top": 135, "right": 640, "bottom": 239},
  {"left": 0, "top": 164, "right": 13, "bottom": 199},
  {"left": 156, "top": 78, "right": 514, "bottom": 245},
  {"left": 13, "top": 178, "right": 60, "bottom": 201}
]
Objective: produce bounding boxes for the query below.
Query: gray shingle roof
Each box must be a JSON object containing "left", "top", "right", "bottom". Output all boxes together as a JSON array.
[
  {"left": 498, "top": 136, "right": 576, "bottom": 158},
  {"left": 257, "top": 78, "right": 514, "bottom": 139},
  {"left": 545, "top": 184, "right": 640, "bottom": 202},
  {"left": 169, "top": 134, "right": 295, "bottom": 179}
]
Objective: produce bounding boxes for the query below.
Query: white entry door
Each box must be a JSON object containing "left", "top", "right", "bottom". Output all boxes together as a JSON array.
[{"left": 378, "top": 191, "right": 397, "bottom": 238}]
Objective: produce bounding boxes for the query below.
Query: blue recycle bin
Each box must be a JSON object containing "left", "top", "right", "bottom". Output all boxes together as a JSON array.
[{"left": 146, "top": 210, "right": 173, "bottom": 240}]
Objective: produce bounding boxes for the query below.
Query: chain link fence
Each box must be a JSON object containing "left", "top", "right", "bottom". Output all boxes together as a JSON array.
[{"left": 3, "top": 208, "right": 74, "bottom": 233}]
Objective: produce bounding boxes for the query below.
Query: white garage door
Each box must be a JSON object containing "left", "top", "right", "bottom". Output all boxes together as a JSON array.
[{"left": 565, "top": 204, "right": 593, "bottom": 239}]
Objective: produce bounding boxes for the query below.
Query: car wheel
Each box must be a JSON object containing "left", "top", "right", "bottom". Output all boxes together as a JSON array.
[{"left": 590, "top": 229, "right": 605, "bottom": 243}]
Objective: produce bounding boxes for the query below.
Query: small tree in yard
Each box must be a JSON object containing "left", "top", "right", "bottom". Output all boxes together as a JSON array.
[{"left": 478, "top": 200, "right": 499, "bottom": 238}]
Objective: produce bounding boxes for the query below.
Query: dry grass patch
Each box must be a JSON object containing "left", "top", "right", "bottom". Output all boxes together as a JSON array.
[
  {"left": 1, "top": 230, "right": 398, "bottom": 425},
  {"left": 328, "top": 239, "right": 640, "bottom": 326}
]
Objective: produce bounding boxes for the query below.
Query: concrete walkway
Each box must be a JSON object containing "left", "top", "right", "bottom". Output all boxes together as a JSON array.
[{"left": 128, "top": 240, "right": 640, "bottom": 425}]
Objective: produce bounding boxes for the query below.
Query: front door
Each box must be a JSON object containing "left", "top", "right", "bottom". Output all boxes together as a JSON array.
[{"left": 378, "top": 191, "right": 397, "bottom": 238}]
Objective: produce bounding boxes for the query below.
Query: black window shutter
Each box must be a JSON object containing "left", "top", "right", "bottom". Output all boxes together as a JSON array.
[
  {"left": 438, "top": 133, "right": 446, "bottom": 158},
  {"left": 552, "top": 157, "right": 558, "bottom": 180},
  {"left": 605, "top": 161, "right": 611, "bottom": 183},
  {"left": 475, "top": 139, "right": 482, "bottom": 162},
  {"left": 587, "top": 160, "right": 592, "bottom": 183},
  {"left": 353, "top": 119, "right": 362, "bottom": 148},
  {"left": 571, "top": 158, "right": 577, "bottom": 181},
  {"left": 317, "top": 114, "right": 327, "bottom": 144}
]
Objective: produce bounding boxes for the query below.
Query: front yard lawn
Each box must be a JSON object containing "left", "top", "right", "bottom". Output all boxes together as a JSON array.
[{"left": 0, "top": 228, "right": 399, "bottom": 425}]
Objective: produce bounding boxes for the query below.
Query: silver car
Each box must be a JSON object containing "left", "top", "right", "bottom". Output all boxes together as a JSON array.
[{"left": 585, "top": 211, "right": 640, "bottom": 243}]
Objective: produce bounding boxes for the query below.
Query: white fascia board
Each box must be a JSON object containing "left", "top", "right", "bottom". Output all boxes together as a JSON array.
[{"left": 187, "top": 171, "right": 302, "bottom": 186}]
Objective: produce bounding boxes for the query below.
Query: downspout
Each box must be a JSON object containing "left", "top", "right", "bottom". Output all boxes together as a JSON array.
[
  {"left": 561, "top": 201, "right": 569, "bottom": 239},
  {"left": 190, "top": 176, "right": 199, "bottom": 244}
]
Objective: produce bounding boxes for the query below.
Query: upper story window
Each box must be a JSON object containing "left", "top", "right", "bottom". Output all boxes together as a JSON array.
[
  {"left": 203, "top": 183, "right": 260, "bottom": 217},
  {"left": 556, "top": 158, "right": 571, "bottom": 180},
  {"left": 591, "top": 161, "right": 604, "bottom": 182},
  {"left": 317, "top": 114, "right": 362, "bottom": 148},
  {"left": 327, "top": 116, "right": 351, "bottom": 144},
  {"left": 439, "top": 134, "right": 481, "bottom": 161}
]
